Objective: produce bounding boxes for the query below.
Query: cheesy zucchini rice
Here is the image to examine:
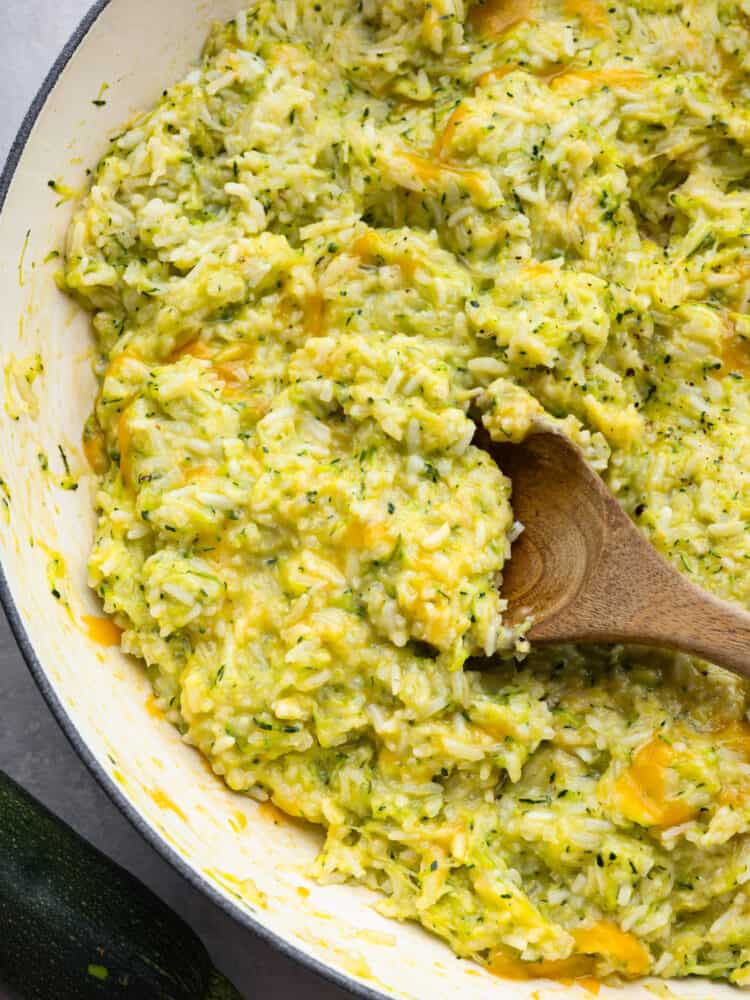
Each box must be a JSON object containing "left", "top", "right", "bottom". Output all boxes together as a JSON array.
[{"left": 65, "top": 0, "right": 750, "bottom": 983}]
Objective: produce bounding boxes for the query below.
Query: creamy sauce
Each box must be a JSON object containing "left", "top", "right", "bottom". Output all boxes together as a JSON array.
[{"left": 81, "top": 614, "right": 122, "bottom": 647}]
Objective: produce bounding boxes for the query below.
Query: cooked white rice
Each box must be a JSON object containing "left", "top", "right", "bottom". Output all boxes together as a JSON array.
[{"left": 65, "top": 0, "right": 750, "bottom": 985}]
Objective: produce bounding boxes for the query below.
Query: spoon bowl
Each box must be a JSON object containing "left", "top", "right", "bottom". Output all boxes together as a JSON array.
[{"left": 486, "top": 429, "right": 750, "bottom": 677}]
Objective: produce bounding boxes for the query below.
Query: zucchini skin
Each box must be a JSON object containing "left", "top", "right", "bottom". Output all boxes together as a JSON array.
[{"left": 0, "top": 770, "right": 242, "bottom": 999}]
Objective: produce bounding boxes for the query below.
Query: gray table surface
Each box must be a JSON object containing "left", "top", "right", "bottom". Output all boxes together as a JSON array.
[{"left": 0, "top": 2, "right": 351, "bottom": 997}]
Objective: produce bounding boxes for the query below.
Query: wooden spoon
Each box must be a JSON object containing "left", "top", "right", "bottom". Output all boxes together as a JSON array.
[{"left": 487, "top": 429, "right": 750, "bottom": 676}]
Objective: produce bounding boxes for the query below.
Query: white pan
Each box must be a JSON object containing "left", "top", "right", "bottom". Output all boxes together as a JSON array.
[{"left": 0, "top": 3, "right": 738, "bottom": 998}]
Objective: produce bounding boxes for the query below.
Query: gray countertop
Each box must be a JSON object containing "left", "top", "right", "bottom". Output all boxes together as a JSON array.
[{"left": 0, "top": 3, "right": 351, "bottom": 997}]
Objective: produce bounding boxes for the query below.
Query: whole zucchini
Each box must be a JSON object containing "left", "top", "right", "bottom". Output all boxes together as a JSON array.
[{"left": 0, "top": 769, "right": 243, "bottom": 999}]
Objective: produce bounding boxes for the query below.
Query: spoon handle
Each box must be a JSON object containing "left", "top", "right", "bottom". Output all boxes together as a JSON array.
[
  {"left": 529, "top": 497, "right": 750, "bottom": 678},
  {"left": 619, "top": 570, "right": 750, "bottom": 678}
]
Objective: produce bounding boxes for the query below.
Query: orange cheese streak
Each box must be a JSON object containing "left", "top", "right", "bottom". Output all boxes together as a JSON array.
[
  {"left": 174, "top": 338, "right": 260, "bottom": 394},
  {"left": 213, "top": 360, "right": 251, "bottom": 389},
  {"left": 146, "top": 786, "right": 187, "bottom": 822},
  {"left": 350, "top": 232, "right": 417, "bottom": 280},
  {"left": 563, "top": 0, "right": 610, "bottom": 33},
  {"left": 614, "top": 737, "right": 697, "bottom": 828},
  {"left": 477, "top": 64, "right": 518, "bottom": 87},
  {"left": 721, "top": 331, "right": 750, "bottom": 378},
  {"left": 469, "top": 0, "right": 535, "bottom": 37},
  {"left": 82, "top": 615, "right": 122, "bottom": 647},
  {"left": 216, "top": 341, "right": 255, "bottom": 362},
  {"left": 490, "top": 952, "right": 598, "bottom": 987},
  {"left": 432, "top": 106, "right": 470, "bottom": 158},
  {"left": 103, "top": 348, "right": 143, "bottom": 377},
  {"left": 82, "top": 426, "right": 108, "bottom": 475},
  {"left": 117, "top": 409, "right": 132, "bottom": 489},
  {"left": 720, "top": 787, "right": 745, "bottom": 807},
  {"left": 229, "top": 811, "right": 248, "bottom": 832},
  {"left": 183, "top": 464, "right": 211, "bottom": 482},
  {"left": 145, "top": 694, "right": 165, "bottom": 719},
  {"left": 618, "top": 723, "right": 750, "bottom": 815},
  {"left": 551, "top": 68, "right": 646, "bottom": 91},
  {"left": 169, "top": 338, "right": 213, "bottom": 362},
  {"left": 490, "top": 921, "right": 648, "bottom": 988},
  {"left": 716, "top": 720, "right": 750, "bottom": 756},
  {"left": 258, "top": 800, "right": 291, "bottom": 825},
  {"left": 302, "top": 293, "right": 326, "bottom": 336},
  {"left": 573, "top": 921, "right": 650, "bottom": 977},
  {"left": 400, "top": 152, "right": 486, "bottom": 199},
  {"left": 522, "top": 262, "right": 555, "bottom": 279},
  {"left": 714, "top": 721, "right": 750, "bottom": 805},
  {"left": 169, "top": 337, "right": 258, "bottom": 396}
]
